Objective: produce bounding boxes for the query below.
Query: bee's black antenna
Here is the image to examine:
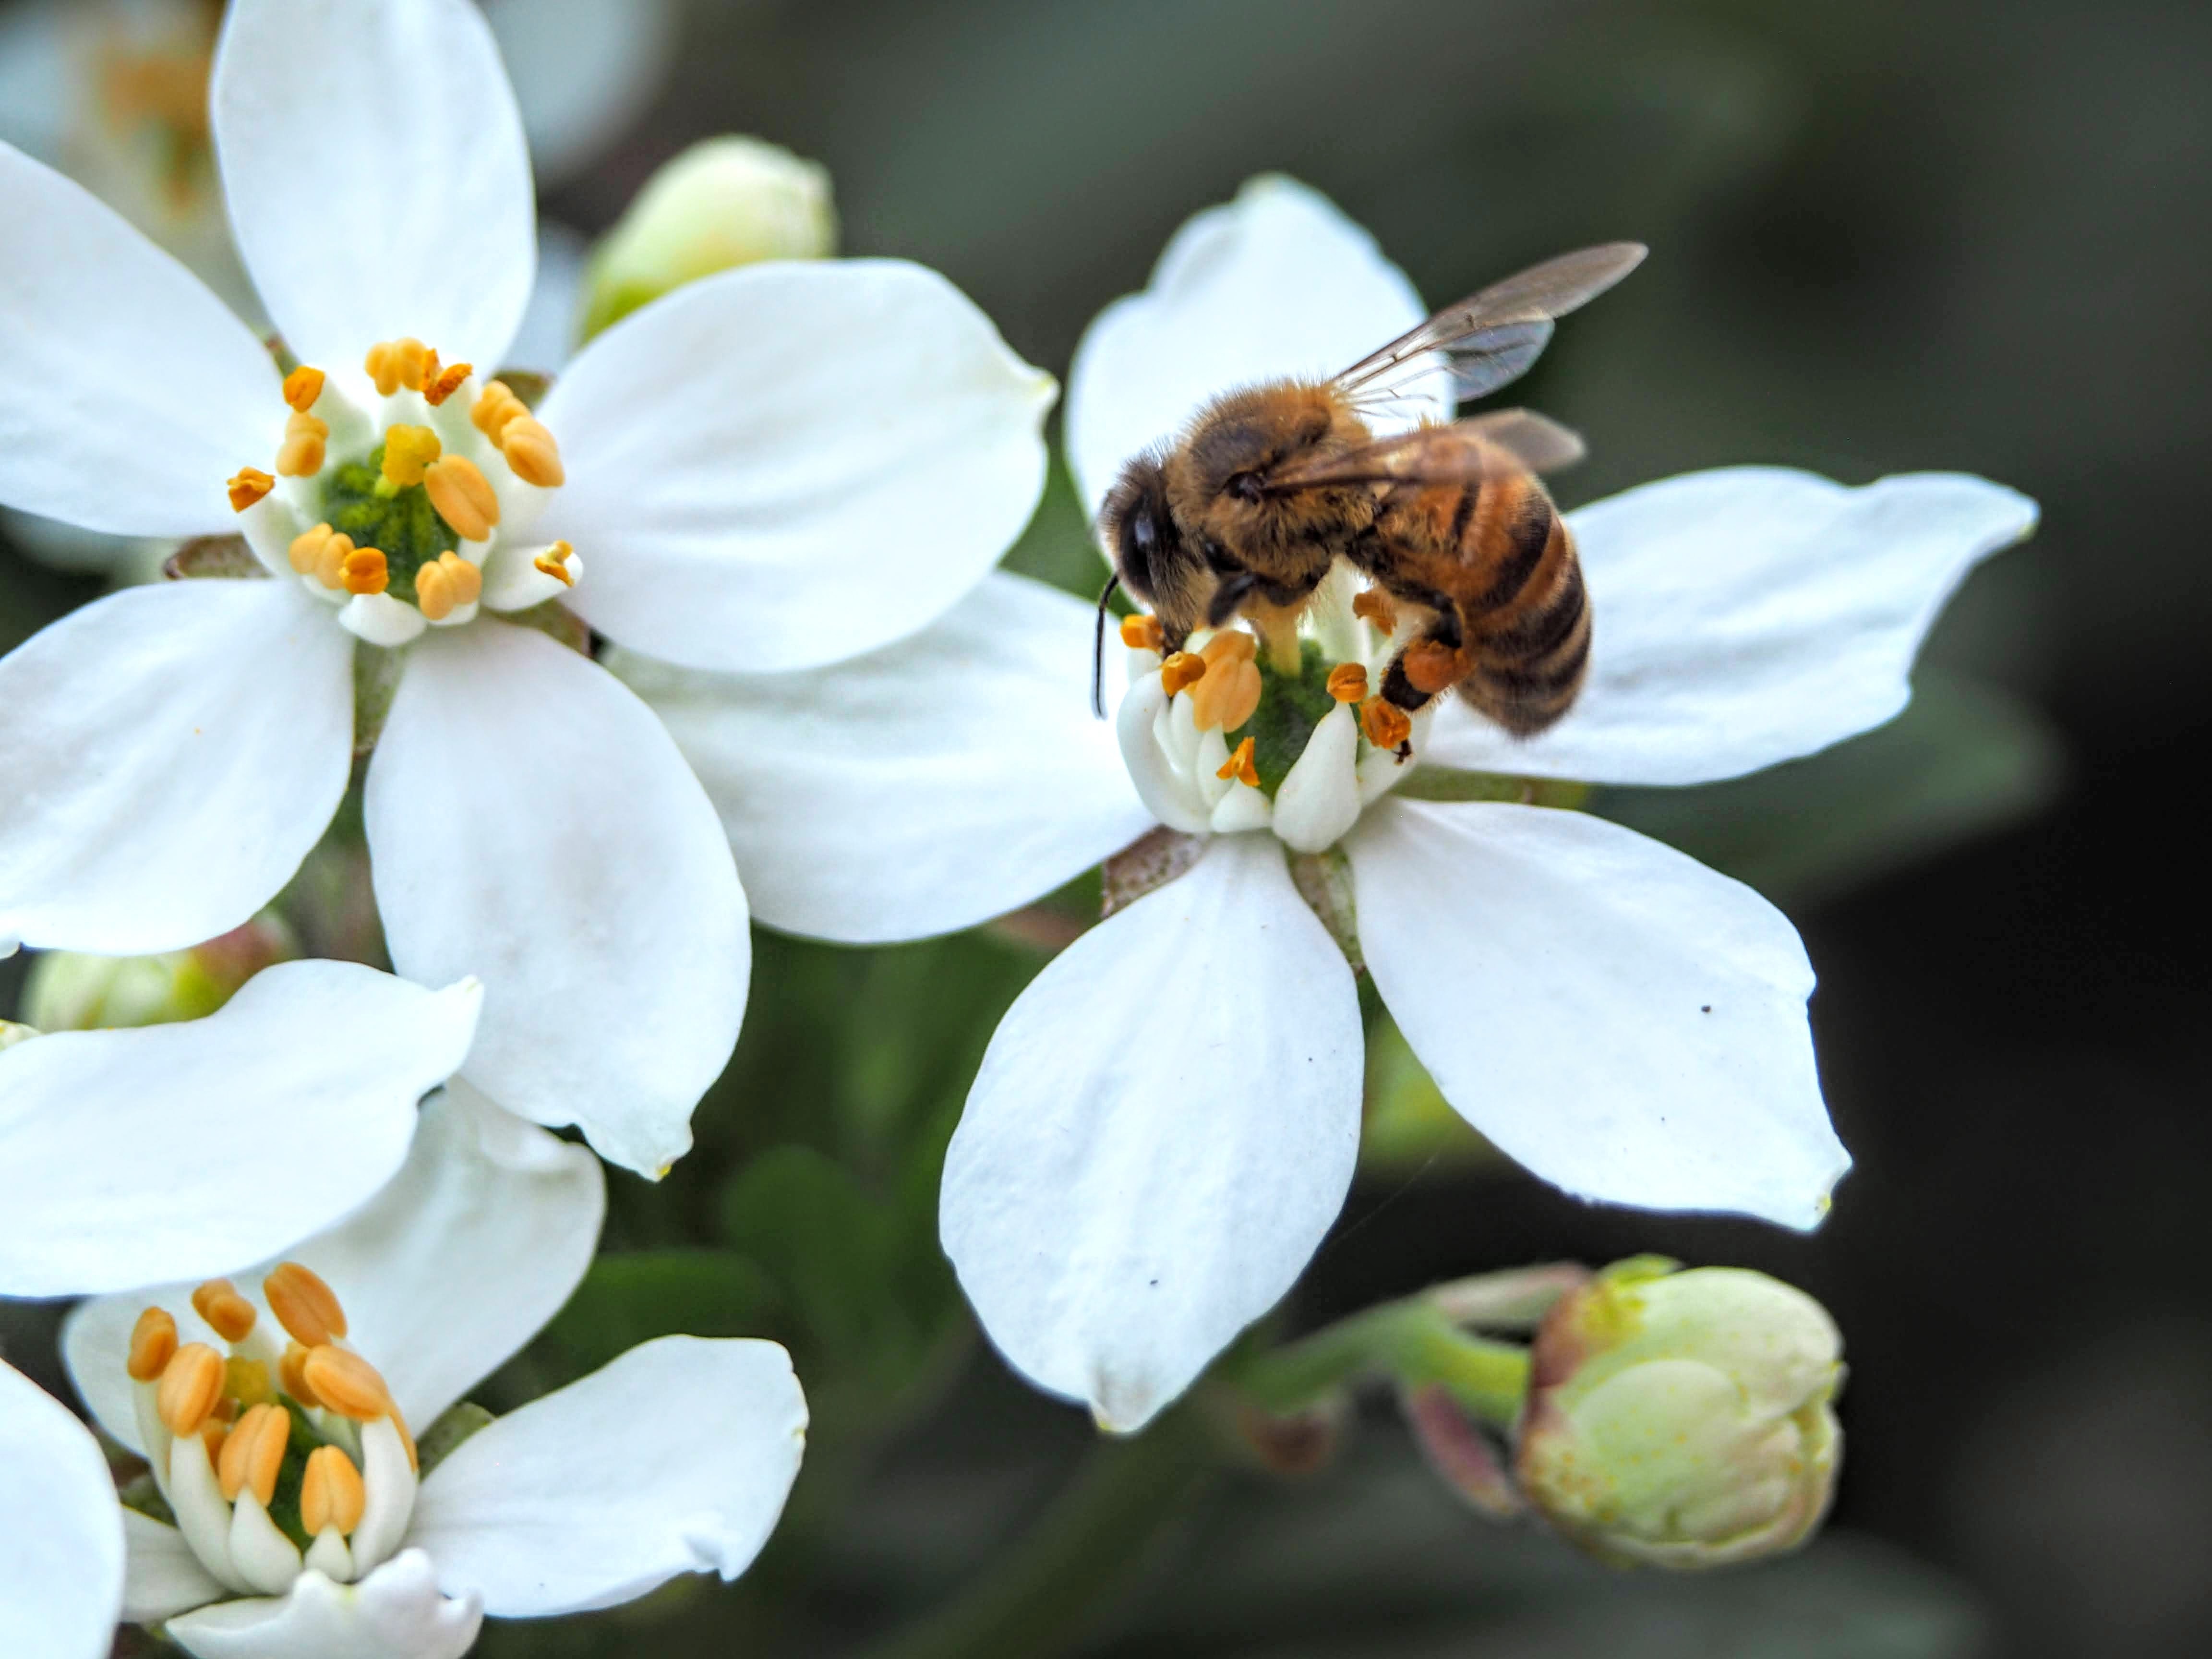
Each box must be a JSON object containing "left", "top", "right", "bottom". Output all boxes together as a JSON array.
[{"left": 1091, "top": 571, "right": 1122, "bottom": 719}]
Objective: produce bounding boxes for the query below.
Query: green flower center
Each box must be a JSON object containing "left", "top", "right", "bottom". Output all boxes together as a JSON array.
[
  {"left": 1226, "top": 641, "right": 1338, "bottom": 796},
  {"left": 320, "top": 443, "right": 460, "bottom": 606}
]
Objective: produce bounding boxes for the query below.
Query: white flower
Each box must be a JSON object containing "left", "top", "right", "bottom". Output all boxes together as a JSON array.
[
  {"left": 611, "top": 175, "right": 2037, "bottom": 1431},
  {"left": 0, "top": 1357, "right": 125, "bottom": 1659},
  {"left": 0, "top": 0, "right": 1055, "bottom": 1175},
  {"left": 51, "top": 1082, "right": 806, "bottom": 1659}
]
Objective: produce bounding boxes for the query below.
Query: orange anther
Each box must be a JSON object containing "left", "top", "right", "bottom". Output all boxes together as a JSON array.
[
  {"left": 1361, "top": 697, "right": 1412, "bottom": 751},
  {"left": 341, "top": 546, "right": 388, "bottom": 597},
  {"left": 156, "top": 1343, "right": 226, "bottom": 1436},
  {"left": 415, "top": 551, "right": 482, "bottom": 622},
  {"left": 217, "top": 1402, "right": 289, "bottom": 1507},
  {"left": 1199, "top": 628, "right": 1258, "bottom": 667},
  {"left": 532, "top": 541, "right": 577, "bottom": 586},
  {"left": 301, "top": 1346, "right": 392, "bottom": 1422},
  {"left": 422, "top": 455, "right": 499, "bottom": 541},
  {"left": 364, "top": 337, "right": 432, "bottom": 397},
  {"left": 470, "top": 379, "right": 529, "bottom": 442},
  {"left": 380, "top": 423, "right": 442, "bottom": 490},
  {"left": 1160, "top": 651, "right": 1207, "bottom": 696},
  {"left": 1190, "top": 652, "right": 1262, "bottom": 733},
  {"left": 264, "top": 1262, "right": 347, "bottom": 1346},
  {"left": 1217, "top": 735, "right": 1260, "bottom": 788},
  {"left": 228, "top": 467, "right": 275, "bottom": 512},
  {"left": 282, "top": 366, "right": 326, "bottom": 413},
  {"left": 301, "top": 1445, "right": 366, "bottom": 1537},
  {"left": 1352, "top": 588, "right": 1399, "bottom": 633},
  {"left": 192, "top": 1280, "right": 257, "bottom": 1344},
  {"left": 276, "top": 409, "right": 329, "bottom": 478},
  {"left": 127, "top": 1307, "right": 178, "bottom": 1382},
  {"left": 1326, "top": 662, "right": 1369, "bottom": 703},
  {"left": 1119, "top": 613, "right": 1164, "bottom": 652},
  {"left": 278, "top": 1341, "right": 322, "bottom": 1409},
  {"left": 423, "top": 361, "right": 472, "bottom": 407},
  {"left": 289, "top": 522, "right": 333, "bottom": 577},
  {"left": 499, "top": 415, "right": 564, "bottom": 487}
]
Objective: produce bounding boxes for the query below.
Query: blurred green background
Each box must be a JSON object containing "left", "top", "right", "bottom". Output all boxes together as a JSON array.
[{"left": 6, "top": 1, "right": 2211, "bottom": 1656}]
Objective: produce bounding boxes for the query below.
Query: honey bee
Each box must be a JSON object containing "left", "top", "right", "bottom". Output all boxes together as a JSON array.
[{"left": 1094, "top": 242, "right": 1645, "bottom": 735}]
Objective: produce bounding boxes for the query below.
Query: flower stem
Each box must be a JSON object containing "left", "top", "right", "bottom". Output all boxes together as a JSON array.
[{"left": 1230, "top": 1301, "right": 1531, "bottom": 1429}]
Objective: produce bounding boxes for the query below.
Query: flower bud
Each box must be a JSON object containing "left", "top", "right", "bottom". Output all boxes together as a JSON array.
[
  {"left": 1513, "top": 1260, "right": 1843, "bottom": 1569},
  {"left": 21, "top": 914, "right": 297, "bottom": 1032},
  {"left": 580, "top": 136, "right": 837, "bottom": 340}
]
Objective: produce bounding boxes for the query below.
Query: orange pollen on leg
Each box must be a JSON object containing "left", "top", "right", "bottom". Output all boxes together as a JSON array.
[
  {"left": 1361, "top": 697, "right": 1411, "bottom": 750},
  {"left": 415, "top": 551, "right": 482, "bottom": 621},
  {"left": 276, "top": 410, "right": 330, "bottom": 477},
  {"left": 301, "top": 1445, "right": 366, "bottom": 1537},
  {"left": 1326, "top": 662, "right": 1369, "bottom": 702},
  {"left": 191, "top": 1279, "right": 257, "bottom": 1343},
  {"left": 1119, "top": 613, "right": 1164, "bottom": 652},
  {"left": 422, "top": 455, "right": 499, "bottom": 540},
  {"left": 380, "top": 424, "right": 442, "bottom": 489},
  {"left": 364, "top": 337, "right": 433, "bottom": 397},
  {"left": 1160, "top": 651, "right": 1207, "bottom": 696},
  {"left": 217, "top": 1402, "right": 289, "bottom": 1507},
  {"left": 499, "top": 416, "right": 564, "bottom": 487},
  {"left": 228, "top": 467, "right": 275, "bottom": 512},
  {"left": 301, "top": 1345, "right": 393, "bottom": 1422},
  {"left": 128, "top": 1308, "right": 179, "bottom": 1382},
  {"left": 423, "top": 361, "right": 472, "bottom": 407},
  {"left": 264, "top": 1262, "right": 347, "bottom": 1346},
  {"left": 1352, "top": 587, "right": 1398, "bottom": 633},
  {"left": 533, "top": 541, "right": 576, "bottom": 586},
  {"left": 1402, "top": 639, "right": 1458, "bottom": 697},
  {"left": 282, "top": 366, "right": 326, "bottom": 413},
  {"left": 156, "top": 1343, "right": 226, "bottom": 1436},
  {"left": 341, "top": 547, "right": 389, "bottom": 597},
  {"left": 1217, "top": 735, "right": 1260, "bottom": 787}
]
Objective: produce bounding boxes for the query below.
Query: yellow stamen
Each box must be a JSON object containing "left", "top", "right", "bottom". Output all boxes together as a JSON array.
[
  {"left": 470, "top": 379, "right": 529, "bottom": 443},
  {"left": 415, "top": 551, "right": 482, "bottom": 622},
  {"left": 379, "top": 424, "right": 442, "bottom": 491},
  {"left": 423, "top": 360, "right": 472, "bottom": 407},
  {"left": 499, "top": 415, "right": 565, "bottom": 487},
  {"left": 533, "top": 541, "right": 577, "bottom": 586},
  {"left": 156, "top": 1343, "right": 226, "bottom": 1436},
  {"left": 1326, "top": 662, "right": 1369, "bottom": 703},
  {"left": 1217, "top": 735, "right": 1260, "bottom": 787},
  {"left": 264, "top": 1263, "right": 347, "bottom": 1346},
  {"left": 1352, "top": 588, "right": 1398, "bottom": 634},
  {"left": 422, "top": 455, "right": 499, "bottom": 541},
  {"left": 341, "top": 547, "right": 389, "bottom": 597},
  {"left": 282, "top": 366, "right": 326, "bottom": 413},
  {"left": 1160, "top": 651, "right": 1207, "bottom": 696},
  {"left": 128, "top": 1308, "right": 178, "bottom": 1382},
  {"left": 364, "top": 337, "right": 433, "bottom": 397},
  {"left": 301, "top": 1445, "right": 367, "bottom": 1538},
  {"left": 228, "top": 467, "right": 275, "bottom": 512},
  {"left": 224, "top": 1357, "right": 276, "bottom": 1411},
  {"left": 276, "top": 409, "right": 329, "bottom": 478},
  {"left": 301, "top": 1345, "right": 393, "bottom": 1422},
  {"left": 1119, "top": 613, "right": 1164, "bottom": 652},
  {"left": 191, "top": 1279, "right": 257, "bottom": 1344},
  {"left": 1361, "top": 697, "right": 1412, "bottom": 751},
  {"left": 217, "top": 1402, "right": 289, "bottom": 1507},
  {"left": 279, "top": 1341, "right": 323, "bottom": 1409}
]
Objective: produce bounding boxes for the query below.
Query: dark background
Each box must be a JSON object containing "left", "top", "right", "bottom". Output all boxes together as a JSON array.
[{"left": 6, "top": 2, "right": 2211, "bottom": 1655}]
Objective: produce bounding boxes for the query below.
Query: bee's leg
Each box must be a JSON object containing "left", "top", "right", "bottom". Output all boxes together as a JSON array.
[
  {"left": 1381, "top": 621, "right": 1469, "bottom": 711},
  {"left": 1203, "top": 570, "right": 1260, "bottom": 628}
]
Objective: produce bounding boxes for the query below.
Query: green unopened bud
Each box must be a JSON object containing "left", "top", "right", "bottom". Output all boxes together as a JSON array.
[
  {"left": 1513, "top": 1259, "right": 1843, "bottom": 1570},
  {"left": 581, "top": 136, "right": 837, "bottom": 340},
  {"left": 22, "top": 914, "right": 297, "bottom": 1032}
]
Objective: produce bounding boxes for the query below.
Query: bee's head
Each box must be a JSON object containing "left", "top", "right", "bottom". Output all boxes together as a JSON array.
[
  {"left": 1171, "top": 384, "right": 1368, "bottom": 569},
  {"left": 1099, "top": 450, "right": 1204, "bottom": 639}
]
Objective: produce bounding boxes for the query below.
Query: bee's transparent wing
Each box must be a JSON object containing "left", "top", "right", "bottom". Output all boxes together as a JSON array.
[
  {"left": 1334, "top": 242, "right": 1646, "bottom": 410},
  {"left": 1261, "top": 409, "right": 1586, "bottom": 492}
]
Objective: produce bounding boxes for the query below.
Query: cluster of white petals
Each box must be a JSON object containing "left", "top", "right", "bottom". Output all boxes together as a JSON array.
[{"left": 619, "top": 175, "right": 2036, "bottom": 1431}]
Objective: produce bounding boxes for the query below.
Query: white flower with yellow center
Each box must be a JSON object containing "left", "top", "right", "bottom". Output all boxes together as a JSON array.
[
  {"left": 0, "top": 0, "right": 1054, "bottom": 1174},
  {"left": 38, "top": 1083, "right": 806, "bottom": 1659},
  {"left": 613, "top": 175, "right": 2037, "bottom": 1431}
]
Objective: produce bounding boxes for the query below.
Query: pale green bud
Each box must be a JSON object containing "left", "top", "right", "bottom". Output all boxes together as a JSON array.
[
  {"left": 581, "top": 136, "right": 837, "bottom": 340},
  {"left": 1513, "top": 1259, "right": 1843, "bottom": 1570},
  {"left": 21, "top": 914, "right": 297, "bottom": 1032}
]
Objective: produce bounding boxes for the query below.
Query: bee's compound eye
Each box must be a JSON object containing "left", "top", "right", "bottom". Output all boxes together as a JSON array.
[{"left": 1103, "top": 456, "right": 1180, "bottom": 603}]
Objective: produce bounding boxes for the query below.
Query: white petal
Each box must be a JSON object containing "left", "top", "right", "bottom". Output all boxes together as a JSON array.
[
  {"left": 1065, "top": 175, "right": 1434, "bottom": 518},
  {"left": 1348, "top": 800, "right": 1849, "bottom": 1229},
  {"left": 1422, "top": 469, "right": 2041, "bottom": 786},
  {"left": 412, "top": 1336, "right": 806, "bottom": 1617},
  {"left": 537, "top": 259, "right": 1056, "bottom": 673},
  {"left": 617, "top": 572, "right": 1154, "bottom": 944},
  {"left": 0, "top": 962, "right": 480, "bottom": 1299},
  {"left": 1272, "top": 702, "right": 1362, "bottom": 853},
  {"left": 485, "top": 0, "right": 677, "bottom": 188},
  {"left": 1117, "top": 668, "right": 1212, "bottom": 835},
  {"left": 122, "top": 1511, "right": 227, "bottom": 1624},
  {"left": 366, "top": 622, "right": 748, "bottom": 1176},
  {"left": 0, "top": 581, "right": 353, "bottom": 954},
  {"left": 941, "top": 833, "right": 1363, "bottom": 1431},
  {"left": 0, "top": 1359, "right": 122, "bottom": 1659},
  {"left": 166, "top": 1551, "right": 481, "bottom": 1659},
  {"left": 0, "top": 143, "right": 280, "bottom": 535},
  {"left": 212, "top": 0, "right": 535, "bottom": 374}
]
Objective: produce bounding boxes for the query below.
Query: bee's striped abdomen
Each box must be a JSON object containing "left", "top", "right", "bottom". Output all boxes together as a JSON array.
[{"left": 1458, "top": 480, "right": 1589, "bottom": 736}]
